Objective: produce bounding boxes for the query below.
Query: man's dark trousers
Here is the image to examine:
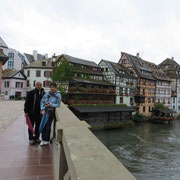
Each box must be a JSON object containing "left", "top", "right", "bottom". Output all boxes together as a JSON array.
[{"left": 28, "top": 114, "right": 42, "bottom": 140}]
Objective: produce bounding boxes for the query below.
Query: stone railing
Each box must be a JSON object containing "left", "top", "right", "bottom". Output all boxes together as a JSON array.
[{"left": 52, "top": 103, "right": 136, "bottom": 180}]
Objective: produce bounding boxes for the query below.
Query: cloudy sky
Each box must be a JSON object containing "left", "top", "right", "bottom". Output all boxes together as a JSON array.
[{"left": 0, "top": 0, "right": 180, "bottom": 64}]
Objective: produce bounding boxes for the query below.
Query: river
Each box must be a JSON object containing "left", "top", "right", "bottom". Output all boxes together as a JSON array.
[{"left": 93, "top": 120, "right": 180, "bottom": 180}]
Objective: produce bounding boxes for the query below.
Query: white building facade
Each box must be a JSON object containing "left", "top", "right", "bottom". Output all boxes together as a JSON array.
[{"left": 24, "top": 58, "right": 55, "bottom": 92}]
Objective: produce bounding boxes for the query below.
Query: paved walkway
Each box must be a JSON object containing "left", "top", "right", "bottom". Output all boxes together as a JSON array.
[
  {"left": 0, "top": 101, "right": 25, "bottom": 133},
  {"left": 0, "top": 103, "right": 53, "bottom": 180}
]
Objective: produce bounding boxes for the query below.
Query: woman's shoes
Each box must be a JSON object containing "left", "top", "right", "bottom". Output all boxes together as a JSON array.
[{"left": 40, "top": 141, "right": 49, "bottom": 146}]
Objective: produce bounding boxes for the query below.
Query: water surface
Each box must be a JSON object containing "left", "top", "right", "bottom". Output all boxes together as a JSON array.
[{"left": 94, "top": 120, "right": 180, "bottom": 180}]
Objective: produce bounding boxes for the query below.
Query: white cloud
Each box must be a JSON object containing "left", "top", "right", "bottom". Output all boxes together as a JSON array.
[{"left": 0, "top": 0, "right": 180, "bottom": 65}]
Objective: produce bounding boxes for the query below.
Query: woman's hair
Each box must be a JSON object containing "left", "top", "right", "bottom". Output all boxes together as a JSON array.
[{"left": 50, "top": 82, "right": 57, "bottom": 88}]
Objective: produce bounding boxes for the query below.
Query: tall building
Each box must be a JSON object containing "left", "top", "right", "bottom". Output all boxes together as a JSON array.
[
  {"left": 57, "top": 54, "right": 116, "bottom": 105},
  {"left": 99, "top": 59, "right": 136, "bottom": 106},
  {"left": 119, "top": 52, "right": 156, "bottom": 116},
  {"left": 0, "top": 36, "right": 25, "bottom": 70},
  {"left": 159, "top": 57, "right": 180, "bottom": 114},
  {"left": 143, "top": 60, "right": 171, "bottom": 108}
]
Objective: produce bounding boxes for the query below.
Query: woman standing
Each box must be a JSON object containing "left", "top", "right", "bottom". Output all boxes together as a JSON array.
[{"left": 40, "top": 82, "right": 61, "bottom": 146}]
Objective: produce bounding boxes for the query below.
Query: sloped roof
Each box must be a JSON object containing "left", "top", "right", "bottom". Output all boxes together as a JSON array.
[
  {"left": 61, "top": 54, "right": 99, "bottom": 68},
  {"left": 121, "top": 52, "right": 156, "bottom": 80},
  {"left": 0, "top": 37, "right": 8, "bottom": 48},
  {"left": 24, "top": 53, "right": 35, "bottom": 63},
  {"left": 23, "top": 58, "right": 54, "bottom": 69},
  {"left": 71, "top": 105, "right": 135, "bottom": 113},
  {"left": 2, "top": 69, "right": 26, "bottom": 79},
  {"left": 101, "top": 59, "right": 136, "bottom": 79},
  {"left": 159, "top": 58, "right": 180, "bottom": 67},
  {"left": 72, "top": 77, "right": 115, "bottom": 86}
]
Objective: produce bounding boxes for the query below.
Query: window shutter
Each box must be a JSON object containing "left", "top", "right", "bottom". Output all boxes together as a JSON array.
[
  {"left": 44, "top": 71, "right": 46, "bottom": 77},
  {"left": 43, "top": 81, "right": 45, "bottom": 87}
]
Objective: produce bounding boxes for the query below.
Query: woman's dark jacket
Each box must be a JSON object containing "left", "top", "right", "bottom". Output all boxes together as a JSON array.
[{"left": 24, "top": 88, "right": 45, "bottom": 116}]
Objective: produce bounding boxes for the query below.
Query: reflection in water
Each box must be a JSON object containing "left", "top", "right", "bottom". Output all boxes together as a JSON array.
[{"left": 93, "top": 120, "right": 180, "bottom": 180}]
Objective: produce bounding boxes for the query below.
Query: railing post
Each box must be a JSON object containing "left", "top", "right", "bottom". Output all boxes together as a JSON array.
[{"left": 59, "top": 142, "right": 68, "bottom": 180}]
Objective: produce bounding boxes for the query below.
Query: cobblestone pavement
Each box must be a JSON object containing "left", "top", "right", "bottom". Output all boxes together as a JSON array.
[{"left": 0, "top": 100, "right": 25, "bottom": 134}]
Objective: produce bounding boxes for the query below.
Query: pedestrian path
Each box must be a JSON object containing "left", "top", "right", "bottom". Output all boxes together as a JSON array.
[
  {"left": 0, "top": 101, "right": 25, "bottom": 133},
  {"left": 0, "top": 114, "right": 53, "bottom": 180}
]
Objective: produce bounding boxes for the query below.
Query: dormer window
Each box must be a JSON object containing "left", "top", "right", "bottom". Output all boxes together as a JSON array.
[
  {"left": 42, "top": 62, "right": 46, "bottom": 66},
  {"left": 51, "top": 62, "right": 55, "bottom": 67}
]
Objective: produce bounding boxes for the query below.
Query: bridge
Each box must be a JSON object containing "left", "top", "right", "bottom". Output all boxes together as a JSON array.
[
  {"left": 53, "top": 103, "right": 136, "bottom": 180},
  {"left": 0, "top": 101, "right": 136, "bottom": 180}
]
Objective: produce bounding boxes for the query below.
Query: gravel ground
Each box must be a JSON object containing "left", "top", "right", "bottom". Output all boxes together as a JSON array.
[{"left": 0, "top": 100, "right": 25, "bottom": 134}]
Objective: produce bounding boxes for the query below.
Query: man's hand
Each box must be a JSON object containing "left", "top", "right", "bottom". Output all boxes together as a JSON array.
[{"left": 42, "top": 110, "right": 46, "bottom": 116}]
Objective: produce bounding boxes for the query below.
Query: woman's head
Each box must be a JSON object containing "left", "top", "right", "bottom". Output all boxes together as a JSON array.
[{"left": 50, "top": 82, "right": 57, "bottom": 93}]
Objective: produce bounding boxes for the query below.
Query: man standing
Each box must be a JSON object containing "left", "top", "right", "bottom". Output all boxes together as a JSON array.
[{"left": 24, "top": 81, "right": 45, "bottom": 145}]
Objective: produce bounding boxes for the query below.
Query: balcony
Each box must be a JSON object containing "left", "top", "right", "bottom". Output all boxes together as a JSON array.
[
  {"left": 68, "top": 87, "right": 116, "bottom": 95},
  {"left": 134, "top": 93, "right": 145, "bottom": 103}
]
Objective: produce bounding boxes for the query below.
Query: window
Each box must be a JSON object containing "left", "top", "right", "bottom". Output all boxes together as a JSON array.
[
  {"left": 51, "top": 62, "right": 55, "bottom": 67},
  {"left": 36, "top": 70, "right": 41, "bottom": 77},
  {"left": 142, "top": 89, "right": 145, "bottom": 95},
  {"left": 143, "top": 106, "right": 146, "bottom": 112},
  {"left": 149, "top": 107, "right": 151, "bottom": 112},
  {"left": 27, "top": 70, "right": 30, "bottom": 77},
  {"left": 15, "top": 82, "right": 21, "bottom": 88},
  {"left": 148, "top": 98, "right": 151, "bottom": 103},
  {"left": 179, "top": 106, "right": 180, "bottom": 110},
  {"left": 27, "top": 80, "right": 30, "bottom": 87},
  {"left": 44, "top": 71, "right": 51, "bottom": 77},
  {"left": 106, "top": 68, "right": 108, "bottom": 72},
  {"left": 43, "top": 80, "right": 51, "bottom": 87},
  {"left": 130, "top": 98, "right": 133, "bottom": 105},
  {"left": 143, "top": 79, "right": 146, "bottom": 85},
  {"left": 42, "top": 62, "right": 46, "bottom": 66},
  {"left": 5, "top": 91, "right": 8, "bottom": 95},
  {"left": 33, "top": 80, "right": 36, "bottom": 87},
  {"left": 4, "top": 81, "right": 9, "bottom": 88},
  {"left": 173, "top": 98, "right": 175, "bottom": 103},
  {"left": 120, "top": 97, "right": 123, "bottom": 103},
  {"left": 8, "top": 52, "right": 14, "bottom": 69}
]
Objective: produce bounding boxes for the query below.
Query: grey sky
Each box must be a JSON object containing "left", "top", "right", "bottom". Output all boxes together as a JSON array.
[{"left": 1, "top": 0, "right": 180, "bottom": 64}]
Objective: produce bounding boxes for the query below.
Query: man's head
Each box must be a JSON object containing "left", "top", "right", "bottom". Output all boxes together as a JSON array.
[
  {"left": 35, "top": 81, "right": 42, "bottom": 91},
  {"left": 50, "top": 82, "right": 57, "bottom": 93}
]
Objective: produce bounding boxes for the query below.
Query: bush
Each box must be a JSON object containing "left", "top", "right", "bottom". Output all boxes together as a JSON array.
[{"left": 133, "top": 112, "right": 147, "bottom": 122}]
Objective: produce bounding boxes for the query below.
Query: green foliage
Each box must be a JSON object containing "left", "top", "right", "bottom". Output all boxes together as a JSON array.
[
  {"left": 91, "top": 121, "right": 134, "bottom": 130},
  {"left": 154, "top": 103, "right": 168, "bottom": 110},
  {"left": 133, "top": 112, "right": 147, "bottom": 122},
  {"left": 53, "top": 58, "right": 76, "bottom": 81},
  {"left": 57, "top": 85, "right": 69, "bottom": 104}
]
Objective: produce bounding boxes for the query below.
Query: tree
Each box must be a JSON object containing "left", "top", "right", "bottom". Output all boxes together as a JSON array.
[
  {"left": 154, "top": 103, "right": 168, "bottom": 110},
  {"left": 52, "top": 58, "right": 75, "bottom": 81}
]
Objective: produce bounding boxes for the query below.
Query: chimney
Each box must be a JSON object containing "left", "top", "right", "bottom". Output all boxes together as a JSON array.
[
  {"left": 52, "top": 53, "right": 57, "bottom": 61},
  {"left": 172, "top": 57, "right": 174, "bottom": 60},
  {"left": 33, "top": 50, "right": 38, "bottom": 61},
  {"left": 44, "top": 53, "right": 48, "bottom": 59},
  {"left": 136, "top": 52, "right": 140, "bottom": 58}
]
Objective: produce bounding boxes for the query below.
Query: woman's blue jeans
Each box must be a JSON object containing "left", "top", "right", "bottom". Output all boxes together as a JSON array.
[{"left": 42, "top": 116, "right": 53, "bottom": 141}]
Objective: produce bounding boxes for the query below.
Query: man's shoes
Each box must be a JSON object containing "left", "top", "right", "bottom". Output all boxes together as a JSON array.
[
  {"left": 29, "top": 140, "right": 35, "bottom": 145},
  {"left": 35, "top": 139, "right": 41, "bottom": 144},
  {"left": 40, "top": 141, "right": 49, "bottom": 146}
]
